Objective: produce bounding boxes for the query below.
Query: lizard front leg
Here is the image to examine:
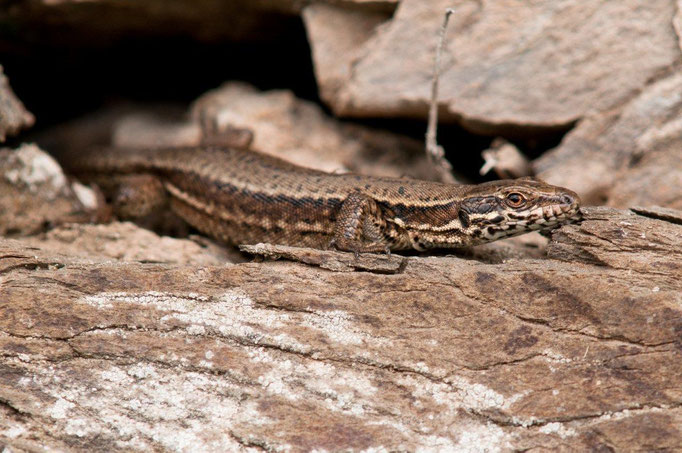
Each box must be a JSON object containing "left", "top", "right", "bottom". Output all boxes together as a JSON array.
[{"left": 329, "top": 192, "right": 391, "bottom": 254}]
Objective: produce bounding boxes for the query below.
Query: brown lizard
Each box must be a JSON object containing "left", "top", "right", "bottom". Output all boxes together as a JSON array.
[{"left": 65, "top": 145, "right": 582, "bottom": 253}]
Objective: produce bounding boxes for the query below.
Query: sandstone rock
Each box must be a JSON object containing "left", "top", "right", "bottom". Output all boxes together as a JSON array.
[
  {"left": 303, "top": 0, "right": 680, "bottom": 133},
  {"left": 535, "top": 72, "right": 682, "bottom": 208},
  {"left": 49, "top": 84, "right": 445, "bottom": 182},
  {"left": 22, "top": 222, "right": 239, "bottom": 266},
  {"left": 0, "top": 143, "right": 94, "bottom": 236},
  {"left": 0, "top": 66, "right": 34, "bottom": 141},
  {"left": 303, "top": 4, "right": 392, "bottom": 106},
  {"left": 479, "top": 139, "right": 532, "bottom": 179},
  {"left": 189, "top": 82, "right": 445, "bottom": 180},
  {"left": 0, "top": 0, "right": 397, "bottom": 51},
  {"left": 0, "top": 206, "right": 680, "bottom": 451}
]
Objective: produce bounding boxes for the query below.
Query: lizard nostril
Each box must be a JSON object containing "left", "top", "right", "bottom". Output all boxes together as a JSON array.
[{"left": 561, "top": 194, "right": 574, "bottom": 205}]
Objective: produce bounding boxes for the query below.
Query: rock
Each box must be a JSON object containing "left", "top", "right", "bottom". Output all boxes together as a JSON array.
[
  {"left": 21, "top": 222, "right": 239, "bottom": 266},
  {"left": 0, "top": 143, "right": 94, "bottom": 236},
  {"left": 0, "top": 206, "right": 680, "bottom": 451},
  {"left": 0, "top": 66, "right": 34, "bottom": 141},
  {"left": 479, "top": 138, "right": 532, "bottom": 179},
  {"left": 535, "top": 72, "right": 682, "bottom": 208},
  {"left": 607, "top": 149, "right": 682, "bottom": 210},
  {"left": 240, "top": 243, "right": 407, "bottom": 273},
  {"left": 189, "top": 82, "right": 446, "bottom": 180},
  {"left": 112, "top": 110, "right": 203, "bottom": 149},
  {"left": 548, "top": 206, "right": 681, "bottom": 284},
  {"left": 31, "top": 105, "right": 157, "bottom": 158},
  {"left": 46, "top": 84, "right": 446, "bottom": 182},
  {"left": 303, "top": 0, "right": 680, "bottom": 133}
]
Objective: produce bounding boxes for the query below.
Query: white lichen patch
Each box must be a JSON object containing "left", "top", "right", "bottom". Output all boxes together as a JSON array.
[
  {"left": 538, "top": 422, "right": 577, "bottom": 439},
  {"left": 2, "top": 143, "right": 68, "bottom": 198},
  {"left": 24, "top": 360, "right": 268, "bottom": 452},
  {"left": 300, "top": 309, "right": 389, "bottom": 349},
  {"left": 66, "top": 417, "right": 96, "bottom": 438},
  {"left": 80, "top": 290, "right": 309, "bottom": 353},
  {"left": 48, "top": 397, "right": 75, "bottom": 419},
  {"left": 2, "top": 424, "right": 27, "bottom": 439},
  {"left": 595, "top": 406, "right": 664, "bottom": 422},
  {"left": 127, "top": 364, "right": 159, "bottom": 380},
  {"left": 401, "top": 374, "right": 526, "bottom": 416},
  {"left": 446, "top": 420, "right": 510, "bottom": 453},
  {"left": 247, "top": 347, "right": 377, "bottom": 415},
  {"left": 542, "top": 349, "right": 572, "bottom": 364},
  {"left": 368, "top": 418, "right": 510, "bottom": 453},
  {"left": 358, "top": 447, "right": 390, "bottom": 453}
]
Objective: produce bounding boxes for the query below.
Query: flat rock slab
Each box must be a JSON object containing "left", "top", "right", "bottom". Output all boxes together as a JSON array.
[
  {"left": 536, "top": 72, "right": 682, "bottom": 209},
  {"left": 0, "top": 144, "right": 92, "bottom": 236},
  {"left": 0, "top": 206, "right": 680, "bottom": 451},
  {"left": 304, "top": 0, "right": 680, "bottom": 131}
]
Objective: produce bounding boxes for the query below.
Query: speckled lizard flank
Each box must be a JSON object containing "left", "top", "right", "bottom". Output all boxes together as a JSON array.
[{"left": 66, "top": 146, "right": 582, "bottom": 253}]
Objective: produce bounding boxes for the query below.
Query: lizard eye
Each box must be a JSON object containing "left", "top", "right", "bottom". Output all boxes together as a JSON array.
[{"left": 505, "top": 192, "right": 526, "bottom": 208}]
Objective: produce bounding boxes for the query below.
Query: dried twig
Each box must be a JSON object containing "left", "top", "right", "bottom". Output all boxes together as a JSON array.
[{"left": 425, "top": 8, "right": 457, "bottom": 183}]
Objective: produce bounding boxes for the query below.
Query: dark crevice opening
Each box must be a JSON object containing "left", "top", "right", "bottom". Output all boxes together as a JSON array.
[{"left": 2, "top": 15, "right": 319, "bottom": 129}]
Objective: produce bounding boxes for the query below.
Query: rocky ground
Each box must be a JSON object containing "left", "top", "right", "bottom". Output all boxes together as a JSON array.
[{"left": 0, "top": 1, "right": 681, "bottom": 451}]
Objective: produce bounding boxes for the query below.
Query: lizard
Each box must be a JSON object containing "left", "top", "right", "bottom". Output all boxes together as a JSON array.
[{"left": 64, "top": 145, "right": 582, "bottom": 254}]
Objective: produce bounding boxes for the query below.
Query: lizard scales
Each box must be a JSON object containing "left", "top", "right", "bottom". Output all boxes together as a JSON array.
[{"left": 68, "top": 146, "right": 582, "bottom": 253}]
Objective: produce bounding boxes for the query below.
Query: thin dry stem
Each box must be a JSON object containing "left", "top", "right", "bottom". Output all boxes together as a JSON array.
[{"left": 425, "top": 7, "right": 457, "bottom": 183}]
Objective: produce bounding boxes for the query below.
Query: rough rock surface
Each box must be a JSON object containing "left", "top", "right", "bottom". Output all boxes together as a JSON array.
[
  {"left": 0, "top": 67, "right": 34, "bottom": 141},
  {"left": 303, "top": 0, "right": 681, "bottom": 132},
  {"left": 20, "top": 222, "right": 239, "bottom": 266},
  {"left": 0, "top": 206, "right": 680, "bottom": 451},
  {"left": 103, "top": 83, "right": 444, "bottom": 181},
  {"left": 303, "top": 4, "right": 392, "bottom": 106},
  {"left": 39, "top": 84, "right": 443, "bottom": 182},
  {"left": 535, "top": 72, "right": 682, "bottom": 209},
  {"left": 0, "top": 144, "right": 94, "bottom": 236},
  {"left": 189, "top": 82, "right": 435, "bottom": 178}
]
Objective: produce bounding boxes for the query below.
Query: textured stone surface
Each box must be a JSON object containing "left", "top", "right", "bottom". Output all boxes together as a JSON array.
[
  {"left": 303, "top": 4, "right": 392, "bottom": 105},
  {"left": 48, "top": 84, "right": 442, "bottom": 182},
  {"left": 20, "top": 222, "right": 238, "bottom": 266},
  {"left": 0, "top": 66, "right": 34, "bottom": 141},
  {"left": 0, "top": 206, "right": 680, "bottom": 451},
  {"left": 188, "top": 82, "right": 444, "bottom": 180},
  {"left": 536, "top": 72, "right": 682, "bottom": 208},
  {"left": 304, "top": 0, "right": 681, "bottom": 133},
  {"left": 0, "top": 144, "right": 92, "bottom": 236}
]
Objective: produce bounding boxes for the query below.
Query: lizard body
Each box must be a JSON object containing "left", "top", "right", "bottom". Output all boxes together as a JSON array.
[{"left": 67, "top": 146, "right": 581, "bottom": 253}]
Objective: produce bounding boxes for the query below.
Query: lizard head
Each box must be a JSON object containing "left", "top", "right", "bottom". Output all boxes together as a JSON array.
[
  {"left": 393, "top": 177, "right": 581, "bottom": 250},
  {"left": 456, "top": 177, "right": 582, "bottom": 243}
]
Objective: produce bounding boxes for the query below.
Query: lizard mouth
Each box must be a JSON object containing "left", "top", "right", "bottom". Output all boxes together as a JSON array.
[
  {"left": 510, "top": 199, "right": 581, "bottom": 228},
  {"left": 526, "top": 199, "right": 581, "bottom": 227},
  {"left": 477, "top": 196, "right": 581, "bottom": 242}
]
